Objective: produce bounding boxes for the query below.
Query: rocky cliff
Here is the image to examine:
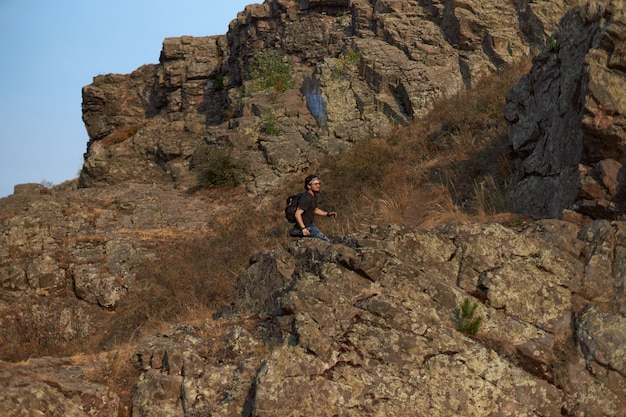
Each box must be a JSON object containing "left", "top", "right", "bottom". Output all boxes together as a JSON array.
[
  {"left": 3, "top": 218, "right": 626, "bottom": 415},
  {"left": 132, "top": 220, "right": 626, "bottom": 416},
  {"left": 2, "top": 0, "right": 626, "bottom": 416},
  {"left": 79, "top": 0, "right": 578, "bottom": 194},
  {"left": 507, "top": 0, "right": 626, "bottom": 218}
]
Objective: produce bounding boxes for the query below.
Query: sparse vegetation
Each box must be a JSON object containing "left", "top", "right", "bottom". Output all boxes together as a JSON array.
[
  {"left": 455, "top": 298, "right": 483, "bottom": 335},
  {"left": 317, "top": 59, "right": 531, "bottom": 235},
  {"left": 191, "top": 145, "right": 240, "bottom": 188},
  {"left": 332, "top": 51, "right": 362, "bottom": 78},
  {"left": 261, "top": 110, "right": 282, "bottom": 135},
  {"left": 248, "top": 51, "right": 295, "bottom": 93},
  {"left": 549, "top": 36, "right": 559, "bottom": 52},
  {"left": 213, "top": 73, "right": 225, "bottom": 90}
]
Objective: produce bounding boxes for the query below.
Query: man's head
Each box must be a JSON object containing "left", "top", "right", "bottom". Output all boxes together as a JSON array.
[{"left": 304, "top": 174, "right": 321, "bottom": 192}]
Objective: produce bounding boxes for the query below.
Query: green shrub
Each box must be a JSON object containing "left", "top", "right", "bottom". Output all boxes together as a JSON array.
[
  {"left": 213, "top": 73, "right": 225, "bottom": 90},
  {"left": 261, "top": 110, "right": 282, "bottom": 135},
  {"left": 191, "top": 146, "right": 239, "bottom": 188},
  {"left": 248, "top": 51, "right": 295, "bottom": 93},
  {"left": 549, "top": 36, "right": 559, "bottom": 52},
  {"left": 455, "top": 298, "right": 483, "bottom": 335},
  {"left": 332, "top": 51, "right": 362, "bottom": 79}
]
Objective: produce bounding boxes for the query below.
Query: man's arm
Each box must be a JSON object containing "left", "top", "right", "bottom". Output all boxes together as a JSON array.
[
  {"left": 295, "top": 208, "right": 310, "bottom": 236},
  {"left": 314, "top": 207, "right": 337, "bottom": 218}
]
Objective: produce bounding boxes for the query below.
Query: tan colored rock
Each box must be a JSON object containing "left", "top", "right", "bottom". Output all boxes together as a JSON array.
[
  {"left": 129, "top": 221, "right": 626, "bottom": 416},
  {"left": 0, "top": 357, "right": 121, "bottom": 417},
  {"left": 79, "top": 0, "right": 572, "bottom": 193}
]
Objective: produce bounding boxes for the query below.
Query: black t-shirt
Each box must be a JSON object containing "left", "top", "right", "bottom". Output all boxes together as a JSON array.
[{"left": 298, "top": 192, "right": 318, "bottom": 227}]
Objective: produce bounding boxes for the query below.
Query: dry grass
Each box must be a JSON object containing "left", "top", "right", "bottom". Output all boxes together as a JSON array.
[
  {"left": 79, "top": 344, "right": 139, "bottom": 417},
  {"left": 320, "top": 59, "right": 532, "bottom": 230}
]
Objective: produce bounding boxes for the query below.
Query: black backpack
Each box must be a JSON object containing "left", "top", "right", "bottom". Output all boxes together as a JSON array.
[{"left": 285, "top": 193, "right": 304, "bottom": 223}]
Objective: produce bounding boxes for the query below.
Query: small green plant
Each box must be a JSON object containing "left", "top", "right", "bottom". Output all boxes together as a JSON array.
[
  {"left": 191, "top": 146, "right": 239, "bottom": 188},
  {"left": 549, "top": 36, "right": 558, "bottom": 52},
  {"left": 260, "top": 110, "right": 281, "bottom": 135},
  {"left": 248, "top": 51, "right": 294, "bottom": 93},
  {"left": 332, "top": 51, "right": 362, "bottom": 79},
  {"left": 455, "top": 298, "right": 482, "bottom": 335},
  {"left": 213, "top": 73, "right": 224, "bottom": 90}
]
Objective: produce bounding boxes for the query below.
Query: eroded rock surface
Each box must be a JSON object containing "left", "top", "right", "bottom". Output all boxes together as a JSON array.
[
  {"left": 0, "top": 182, "right": 227, "bottom": 360},
  {"left": 79, "top": 0, "right": 577, "bottom": 194},
  {"left": 131, "top": 221, "right": 626, "bottom": 416},
  {"left": 0, "top": 356, "right": 121, "bottom": 417}
]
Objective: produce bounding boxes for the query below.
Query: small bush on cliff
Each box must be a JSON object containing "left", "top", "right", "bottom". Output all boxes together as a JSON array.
[
  {"left": 191, "top": 146, "right": 239, "bottom": 188},
  {"left": 332, "top": 51, "right": 362, "bottom": 79},
  {"left": 261, "top": 110, "right": 282, "bottom": 135},
  {"left": 248, "top": 51, "right": 295, "bottom": 93},
  {"left": 455, "top": 298, "right": 483, "bottom": 335},
  {"left": 213, "top": 73, "right": 225, "bottom": 90}
]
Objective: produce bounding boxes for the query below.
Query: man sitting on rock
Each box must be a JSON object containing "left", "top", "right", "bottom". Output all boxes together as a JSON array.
[{"left": 289, "top": 174, "right": 337, "bottom": 243}]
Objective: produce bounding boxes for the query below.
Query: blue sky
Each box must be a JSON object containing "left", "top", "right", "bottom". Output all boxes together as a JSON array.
[{"left": 0, "top": 0, "right": 254, "bottom": 198}]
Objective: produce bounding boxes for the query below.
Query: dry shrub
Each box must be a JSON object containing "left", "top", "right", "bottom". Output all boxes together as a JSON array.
[
  {"left": 99, "top": 232, "right": 245, "bottom": 349},
  {"left": 329, "top": 139, "right": 394, "bottom": 194},
  {"left": 98, "top": 191, "right": 264, "bottom": 349},
  {"left": 81, "top": 345, "right": 139, "bottom": 417},
  {"left": 100, "top": 124, "right": 140, "bottom": 147}
]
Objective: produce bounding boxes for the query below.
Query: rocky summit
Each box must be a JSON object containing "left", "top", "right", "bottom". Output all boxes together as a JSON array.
[
  {"left": 1, "top": 0, "right": 626, "bottom": 416},
  {"left": 79, "top": 0, "right": 580, "bottom": 194}
]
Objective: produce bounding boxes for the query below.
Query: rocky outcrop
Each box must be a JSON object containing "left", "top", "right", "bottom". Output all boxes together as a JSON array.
[
  {"left": 79, "top": 0, "right": 577, "bottom": 194},
  {"left": 0, "top": 181, "right": 230, "bottom": 362},
  {"left": 506, "top": 0, "right": 626, "bottom": 219},
  {"left": 6, "top": 1, "right": 626, "bottom": 416},
  {"left": 132, "top": 220, "right": 625, "bottom": 416},
  {"left": 0, "top": 356, "right": 121, "bottom": 417},
  {"left": 14, "top": 212, "right": 621, "bottom": 416}
]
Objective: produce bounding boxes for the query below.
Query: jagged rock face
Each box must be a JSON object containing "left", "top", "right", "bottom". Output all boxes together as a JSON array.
[
  {"left": 506, "top": 0, "right": 626, "bottom": 219},
  {"left": 0, "top": 182, "right": 225, "bottom": 362},
  {"left": 1, "top": 211, "right": 624, "bottom": 417},
  {"left": 7, "top": 1, "right": 626, "bottom": 415},
  {"left": 0, "top": 357, "right": 120, "bottom": 417},
  {"left": 79, "top": 0, "right": 575, "bottom": 194},
  {"left": 129, "top": 220, "right": 626, "bottom": 416}
]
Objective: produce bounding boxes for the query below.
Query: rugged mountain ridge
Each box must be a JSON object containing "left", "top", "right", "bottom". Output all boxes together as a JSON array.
[
  {"left": 79, "top": 0, "right": 578, "bottom": 194},
  {"left": 1, "top": 0, "right": 626, "bottom": 416}
]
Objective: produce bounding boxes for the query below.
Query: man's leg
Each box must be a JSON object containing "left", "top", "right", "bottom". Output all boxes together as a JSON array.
[
  {"left": 289, "top": 227, "right": 303, "bottom": 237},
  {"left": 307, "top": 226, "right": 330, "bottom": 243}
]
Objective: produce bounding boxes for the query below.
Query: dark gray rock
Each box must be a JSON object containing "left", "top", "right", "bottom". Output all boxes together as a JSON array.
[{"left": 506, "top": 1, "right": 626, "bottom": 219}]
